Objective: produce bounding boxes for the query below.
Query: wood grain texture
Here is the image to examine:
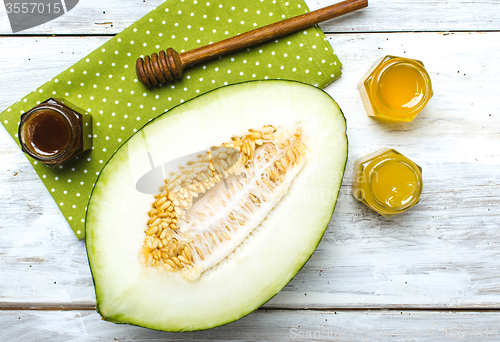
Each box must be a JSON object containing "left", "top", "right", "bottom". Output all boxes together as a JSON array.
[
  {"left": 137, "top": 0, "right": 368, "bottom": 86},
  {"left": 1, "top": 0, "right": 499, "bottom": 337},
  {"left": 180, "top": 0, "right": 368, "bottom": 66},
  {"left": 2, "top": 309, "right": 500, "bottom": 341},
  {"left": 0, "top": 0, "right": 499, "bottom": 35},
  {"left": 1, "top": 32, "right": 499, "bottom": 310}
]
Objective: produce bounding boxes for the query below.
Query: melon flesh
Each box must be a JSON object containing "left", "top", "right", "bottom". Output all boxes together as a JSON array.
[{"left": 86, "top": 80, "right": 347, "bottom": 331}]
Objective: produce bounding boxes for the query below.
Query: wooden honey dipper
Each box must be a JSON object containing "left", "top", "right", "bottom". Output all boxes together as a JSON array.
[{"left": 136, "top": 0, "right": 368, "bottom": 87}]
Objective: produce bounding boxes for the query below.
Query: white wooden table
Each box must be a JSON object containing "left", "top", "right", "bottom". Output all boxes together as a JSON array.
[{"left": 1, "top": 0, "right": 500, "bottom": 340}]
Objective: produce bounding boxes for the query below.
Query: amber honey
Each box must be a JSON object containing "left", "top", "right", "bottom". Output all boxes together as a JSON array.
[
  {"left": 379, "top": 64, "right": 425, "bottom": 112},
  {"left": 352, "top": 149, "right": 423, "bottom": 217},
  {"left": 358, "top": 56, "right": 433, "bottom": 122}
]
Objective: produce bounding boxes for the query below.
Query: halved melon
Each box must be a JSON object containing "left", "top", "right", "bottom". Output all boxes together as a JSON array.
[{"left": 86, "top": 80, "right": 347, "bottom": 331}]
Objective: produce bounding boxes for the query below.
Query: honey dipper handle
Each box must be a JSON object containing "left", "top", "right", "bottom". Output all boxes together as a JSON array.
[
  {"left": 181, "top": 0, "right": 367, "bottom": 67},
  {"left": 137, "top": 0, "right": 368, "bottom": 87}
]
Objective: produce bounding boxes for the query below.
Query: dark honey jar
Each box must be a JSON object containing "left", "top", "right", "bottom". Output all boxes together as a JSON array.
[{"left": 19, "top": 98, "right": 92, "bottom": 167}]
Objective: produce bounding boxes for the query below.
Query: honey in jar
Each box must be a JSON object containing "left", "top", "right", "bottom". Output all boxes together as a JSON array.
[
  {"left": 358, "top": 56, "right": 433, "bottom": 122},
  {"left": 352, "top": 149, "right": 423, "bottom": 217},
  {"left": 19, "top": 98, "right": 92, "bottom": 167}
]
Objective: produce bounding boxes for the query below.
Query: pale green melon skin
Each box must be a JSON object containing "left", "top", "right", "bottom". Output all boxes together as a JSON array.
[{"left": 86, "top": 80, "right": 347, "bottom": 331}]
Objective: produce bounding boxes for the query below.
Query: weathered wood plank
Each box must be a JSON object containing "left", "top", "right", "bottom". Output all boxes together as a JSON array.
[
  {"left": 0, "top": 0, "right": 499, "bottom": 35},
  {"left": 1, "top": 32, "right": 499, "bottom": 309},
  {"left": 2, "top": 309, "right": 500, "bottom": 341}
]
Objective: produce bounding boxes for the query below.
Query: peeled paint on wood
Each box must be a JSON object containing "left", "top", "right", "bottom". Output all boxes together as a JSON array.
[{"left": 0, "top": 29, "right": 499, "bottom": 332}]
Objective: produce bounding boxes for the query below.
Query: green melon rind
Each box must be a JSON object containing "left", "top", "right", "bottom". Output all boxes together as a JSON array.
[{"left": 86, "top": 79, "right": 347, "bottom": 331}]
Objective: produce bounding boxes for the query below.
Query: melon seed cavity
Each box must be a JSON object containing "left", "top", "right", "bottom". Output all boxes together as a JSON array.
[{"left": 143, "top": 125, "right": 307, "bottom": 280}]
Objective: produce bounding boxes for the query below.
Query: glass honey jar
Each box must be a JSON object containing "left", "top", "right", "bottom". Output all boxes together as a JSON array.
[
  {"left": 352, "top": 149, "right": 423, "bottom": 217},
  {"left": 358, "top": 56, "right": 433, "bottom": 122},
  {"left": 19, "top": 98, "right": 92, "bottom": 167}
]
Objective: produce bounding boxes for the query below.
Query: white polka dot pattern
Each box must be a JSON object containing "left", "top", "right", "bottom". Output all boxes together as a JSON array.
[{"left": 0, "top": 0, "right": 342, "bottom": 240}]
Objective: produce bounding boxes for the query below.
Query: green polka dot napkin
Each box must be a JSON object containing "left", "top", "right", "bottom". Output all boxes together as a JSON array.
[{"left": 0, "top": 0, "right": 342, "bottom": 240}]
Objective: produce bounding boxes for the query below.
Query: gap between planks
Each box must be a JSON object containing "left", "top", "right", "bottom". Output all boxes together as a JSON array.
[
  {"left": 1, "top": 29, "right": 500, "bottom": 38},
  {"left": 4, "top": 304, "right": 500, "bottom": 312}
]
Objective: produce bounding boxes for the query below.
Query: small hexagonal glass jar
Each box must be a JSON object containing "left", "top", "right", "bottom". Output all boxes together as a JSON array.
[
  {"left": 358, "top": 56, "right": 433, "bottom": 122},
  {"left": 352, "top": 149, "right": 423, "bottom": 217},
  {"left": 19, "top": 98, "right": 92, "bottom": 167}
]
